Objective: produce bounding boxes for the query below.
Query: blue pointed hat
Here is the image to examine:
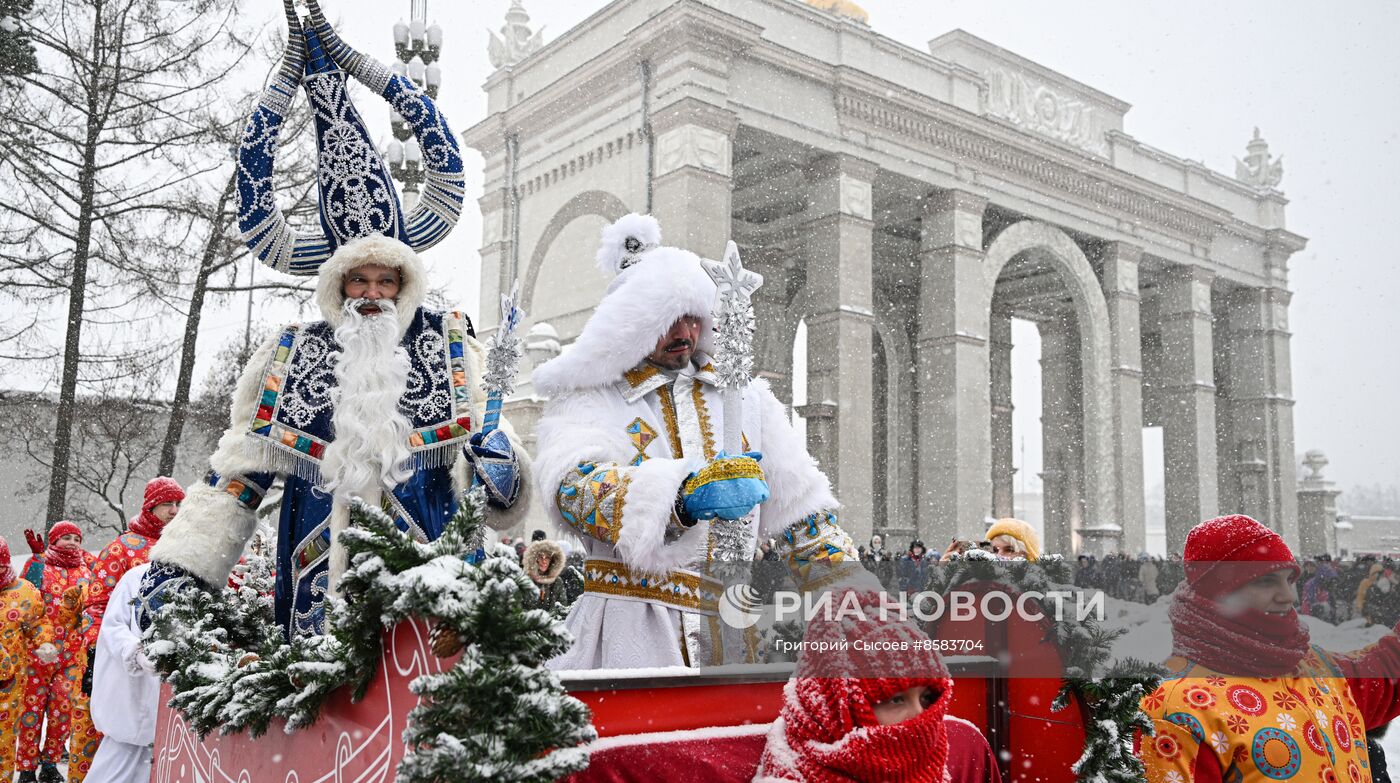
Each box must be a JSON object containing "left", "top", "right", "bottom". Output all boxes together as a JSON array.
[{"left": 234, "top": 0, "right": 464, "bottom": 276}]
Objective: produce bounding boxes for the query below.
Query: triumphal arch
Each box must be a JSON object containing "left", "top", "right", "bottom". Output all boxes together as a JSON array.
[{"left": 464, "top": 0, "right": 1309, "bottom": 555}]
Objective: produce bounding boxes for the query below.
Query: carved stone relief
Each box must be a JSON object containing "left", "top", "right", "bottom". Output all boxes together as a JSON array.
[
  {"left": 984, "top": 68, "right": 1109, "bottom": 157},
  {"left": 655, "top": 125, "right": 732, "bottom": 179},
  {"left": 838, "top": 174, "right": 872, "bottom": 220}
]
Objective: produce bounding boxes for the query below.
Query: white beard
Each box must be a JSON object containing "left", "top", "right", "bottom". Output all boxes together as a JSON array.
[{"left": 318, "top": 298, "right": 415, "bottom": 501}]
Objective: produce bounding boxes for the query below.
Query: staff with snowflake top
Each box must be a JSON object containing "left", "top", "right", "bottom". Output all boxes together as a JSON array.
[{"left": 530, "top": 213, "right": 884, "bottom": 670}]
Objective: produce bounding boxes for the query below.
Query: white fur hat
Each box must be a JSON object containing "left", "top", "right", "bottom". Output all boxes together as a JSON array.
[
  {"left": 532, "top": 214, "right": 716, "bottom": 395},
  {"left": 314, "top": 233, "right": 428, "bottom": 335}
]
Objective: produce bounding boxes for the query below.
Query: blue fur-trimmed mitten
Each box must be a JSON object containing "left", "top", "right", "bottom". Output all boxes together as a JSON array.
[
  {"left": 465, "top": 429, "right": 522, "bottom": 508},
  {"left": 679, "top": 451, "right": 770, "bottom": 522}
]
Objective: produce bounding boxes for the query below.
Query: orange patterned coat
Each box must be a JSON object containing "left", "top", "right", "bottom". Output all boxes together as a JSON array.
[{"left": 1140, "top": 641, "right": 1400, "bottom": 783}]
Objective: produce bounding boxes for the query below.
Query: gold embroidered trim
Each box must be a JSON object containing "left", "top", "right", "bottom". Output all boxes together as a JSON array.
[
  {"left": 682, "top": 457, "right": 765, "bottom": 495},
  {"left": 624, "top": 364, "right": 660, "bottom": 388},
  {"left": 583, "top": 559, "right": 722, "bottom": 615},
  {"left": 657, "top": 385, "right": 684, "bottom": 457},
  {"left": 743, "top": 624, "right": 762, "bottom": 664},
  {"left": 691, "top": 380, "right": 717, "bottom": 460},
  {"left": 798, "top": 562, "right": 863, "bottom": 594},
  {"left": 609, "top": 479, "right": 630, "bottom": 544},
  {"left": 707, "top": 614, "right": 724, "bottom": 666}
]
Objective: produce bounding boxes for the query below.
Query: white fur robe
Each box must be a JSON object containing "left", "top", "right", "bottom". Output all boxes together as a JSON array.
[
  {"left": 535, "top": 358, "right": 848, "bottom": 670},
  {"left": 89, "top": 564, "right": 157, "bottom": 783}
]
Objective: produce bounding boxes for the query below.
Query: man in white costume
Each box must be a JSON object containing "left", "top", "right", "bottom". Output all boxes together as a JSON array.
[
  {"left": 88, "top": 563, "right": 155, "bottom": 782},
  {"left": 534, "top": 214, "right": 878, "bottom": 669}
]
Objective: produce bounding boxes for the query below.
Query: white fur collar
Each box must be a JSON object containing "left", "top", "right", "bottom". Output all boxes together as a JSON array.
[{"left": 314, "top": 234, "right": 427, "bottom": 336}]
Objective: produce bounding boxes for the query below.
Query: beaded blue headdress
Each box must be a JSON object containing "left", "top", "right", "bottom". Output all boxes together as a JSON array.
[{"left": 235, "top": 0, "right": 463, "bottom": 276}]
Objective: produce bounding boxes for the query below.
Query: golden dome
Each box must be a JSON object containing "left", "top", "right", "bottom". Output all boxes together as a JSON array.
[{"left": 804, "top": 0, "right": 870, "bottom": 25}]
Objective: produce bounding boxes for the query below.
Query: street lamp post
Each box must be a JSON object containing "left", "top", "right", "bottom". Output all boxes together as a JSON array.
[{"left": 385, "top": 0, "right": 442, "bottom": 207}]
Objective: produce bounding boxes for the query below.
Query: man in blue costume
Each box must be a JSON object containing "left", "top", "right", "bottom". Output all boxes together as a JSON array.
[{"left": 138, "top": 0, "right": 529, "bottom": 638}]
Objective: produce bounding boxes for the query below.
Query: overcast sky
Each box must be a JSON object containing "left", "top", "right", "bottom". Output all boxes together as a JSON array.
[{"left": 152, "top": 0, "right": 1400, "bottom": 494}]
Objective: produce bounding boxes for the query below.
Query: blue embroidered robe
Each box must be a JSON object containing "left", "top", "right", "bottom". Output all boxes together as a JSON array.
[{"left": 216, "top": 307, "right": 476, "bottom": 637}]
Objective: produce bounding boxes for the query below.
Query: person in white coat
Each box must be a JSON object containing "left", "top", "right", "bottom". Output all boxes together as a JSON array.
[
  {"left": 87, "top": 563, "right": 157, "bottom": 782},
  {"left": 534, "top": 214, "right": 880, "bottom": 670}
]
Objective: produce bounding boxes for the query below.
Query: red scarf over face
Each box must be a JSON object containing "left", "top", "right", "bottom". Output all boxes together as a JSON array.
[
  {"left": 130, "top": 476, "right": 182, "bottom": 540},
  {"left": 46, "top": 521, "right": 84, "bottom": 569},
  {"left": 756, "top": 590, "right": 952, "bottom": 782},
  {"left": 1169, "top": 586, "right": 1311, "bottom": 676},
  {"left": 762, "top": 677, "right": 952, "bottom": 783},
  {"left": 128, "top": 509, "right": 166, "bottom": 540}
]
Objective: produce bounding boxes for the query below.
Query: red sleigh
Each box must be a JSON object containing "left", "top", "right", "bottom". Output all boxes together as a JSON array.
[{"left": 151, "top": 604, "right": 1088, "bottom": 783}]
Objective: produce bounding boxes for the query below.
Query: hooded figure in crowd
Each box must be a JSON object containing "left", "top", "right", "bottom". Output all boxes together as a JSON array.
[
  {"left": 533, "top": 213, "right": 880, "bottom": 669},
  {"left": 137, "top": 0, "right": 528, "bottom": 640},
  {"left": 522, "top": 539, "right": 584, "bottom": 612},
  {"left": 897, "top": 540, "right": 931, "bottom": 593},
  {"left": 1140, "top": 514, "right": 1400, "bottom": 783}
]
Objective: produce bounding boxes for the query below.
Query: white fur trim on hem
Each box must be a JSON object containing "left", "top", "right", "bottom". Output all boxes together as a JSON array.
[
  {"left": 613, "top": 457, "right": 709, "bottom": 576},
  {"left": 149, "top": 483, "right": 259, "bottom": 589}
]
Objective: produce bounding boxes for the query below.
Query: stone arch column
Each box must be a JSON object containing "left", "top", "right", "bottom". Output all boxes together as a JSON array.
[
  {"left": 872, "top": 313, "right": 915, "bottom": 538},
  {"left": 982, "top": 220, "right": 1120, "bottom": 554},
  {"left": 519, "top": 189, "right": 630, "bottom": 317}
]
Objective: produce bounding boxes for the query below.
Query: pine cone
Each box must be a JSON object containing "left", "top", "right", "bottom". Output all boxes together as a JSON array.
[
  {"left": 429, "top": 622, "right": 463, "bottom": 658},
  {"left": 236, "top": 653, "right": 260, "bottom": 669}
]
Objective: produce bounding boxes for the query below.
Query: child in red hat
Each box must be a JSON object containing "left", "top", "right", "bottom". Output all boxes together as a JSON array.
[
  {"left": 1140, "top": 514, "right": 1400, "bottom": 783},
  {"left": 16, "top": 522, "right": 91, "bottom": 783},
  {"left": 755, "top": 590, "right": 954, "bottom": 783},
  {"left": 0, "top": 537, "right": 55, "bottom": 781}
]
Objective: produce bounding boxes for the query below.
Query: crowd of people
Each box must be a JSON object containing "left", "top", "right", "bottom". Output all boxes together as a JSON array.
[
  {"left": 852, "top": 528, "right": 1400, "bottom": 630},
  {"left": 0, "top": 477, "right": 181, "bottom": 783},
  {"left": 19, "top": 480, "right": 1400, "bottom": 783}
]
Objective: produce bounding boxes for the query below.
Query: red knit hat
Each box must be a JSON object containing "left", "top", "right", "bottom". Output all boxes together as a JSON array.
[
  {"left": 1183, "top": 514, "right": 1299, "bottom": 599},
  {"left": 48, "top": 520, "right": 82, "bottom": 546},
  {"left": 755, "top": 590, "right": 952, "bottom": 782},
  {"left": 143, "top": 476, "right": 185, "bottom": 511}
]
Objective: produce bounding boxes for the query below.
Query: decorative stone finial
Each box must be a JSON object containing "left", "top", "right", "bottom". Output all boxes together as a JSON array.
[
  {"left": 524, "top": 321, "right": 561, "bottom": 371},
  {"left": 488, "top": 0, "right": 544, "bottom": 70},
  {"left": 1235, "top": 127, "right": 1284, "bottom": 190},
  {"left": 1302, "top": 449, "right": 1328, "bottom": 481}
]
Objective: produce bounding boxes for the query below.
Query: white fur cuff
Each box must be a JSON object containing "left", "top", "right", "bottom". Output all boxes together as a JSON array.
[
  {"left": 614, "top": 457, "right": 709, "bottom": 576},
  {"left": 149, "top": 483, "right": 259, "bottom": 589}
]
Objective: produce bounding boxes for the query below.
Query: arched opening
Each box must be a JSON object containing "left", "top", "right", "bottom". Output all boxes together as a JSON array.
[
  {"left": 519, "top": 190, "right": 630, "bottom": 334},
  {"left": 983, "top": 220, "right": 1117, "bottom": 555}
]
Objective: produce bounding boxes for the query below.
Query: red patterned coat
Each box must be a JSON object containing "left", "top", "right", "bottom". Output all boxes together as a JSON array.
[{"left": 82, "top": 531, "right": 158, "bottom": 649}]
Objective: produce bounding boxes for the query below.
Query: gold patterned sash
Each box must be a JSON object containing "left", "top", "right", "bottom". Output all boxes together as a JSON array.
[{"left": 583, "top": 558, "right": 722, "bottom": 616}]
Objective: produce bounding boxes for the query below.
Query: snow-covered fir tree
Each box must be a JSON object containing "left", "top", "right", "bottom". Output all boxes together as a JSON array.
[{"left": 145, "top": 489, "right": 595, "bottom": 781}]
